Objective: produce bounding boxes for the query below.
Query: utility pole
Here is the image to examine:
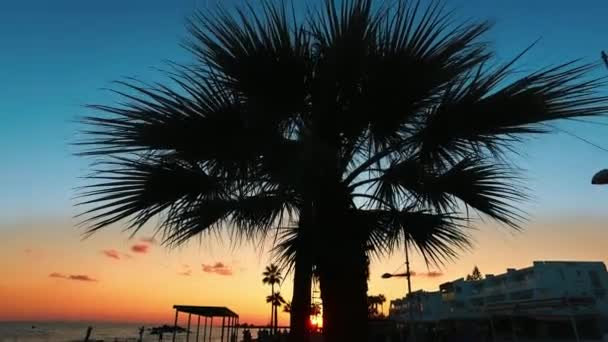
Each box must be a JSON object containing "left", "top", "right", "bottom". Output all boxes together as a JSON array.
[{"left": 405, "top": 243, "right": 415, "bottom": 342}]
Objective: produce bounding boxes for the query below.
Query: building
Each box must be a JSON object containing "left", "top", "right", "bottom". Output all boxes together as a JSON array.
[{"left": 389, "top": 261, "right": 608, "bottom": 339}]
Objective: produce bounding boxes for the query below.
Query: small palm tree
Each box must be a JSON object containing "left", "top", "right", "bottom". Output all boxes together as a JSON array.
[
  {"left": 266, "top": 292, "right": 286, "bottom": 333},
  {"left": 377, "top": 294, "right": 386, "bottom": 315},
  {"left": 262, "top": 264, "right": 282, "bottom": 331},
  {"left": 283, "top": 301, "right": 292, "bottom": 314}
]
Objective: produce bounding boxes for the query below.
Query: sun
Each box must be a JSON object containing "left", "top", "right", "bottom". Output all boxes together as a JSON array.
[{"left": 309, "top": 315, "right": 323, "bottom": 329}]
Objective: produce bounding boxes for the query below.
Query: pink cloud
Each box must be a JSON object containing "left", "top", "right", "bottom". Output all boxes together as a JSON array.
[
  {"left": 102, "top": 249, "right": 121, "bottom": 260},
  {"left": 409, "top": 271, "right": 443, "bottom": 278},
  {"left": 69, "top": 275, "right": 97, "bottom": 282},
  {"left": 131, "top": 244, "right": 149, "bottom": 254},
  {"left": 426, "top": 271, "right": 443, "bottom": 278},
  {"left": 49, "top": 273, "right": 97, "bottom": 282},
  {"left": 202, "top": 262, "right": 233, "bottom": 276}
]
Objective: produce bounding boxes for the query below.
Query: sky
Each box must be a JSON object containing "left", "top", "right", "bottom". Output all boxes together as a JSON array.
[{"left": 1, "top": 0, "right": 608, "bottom": 326}]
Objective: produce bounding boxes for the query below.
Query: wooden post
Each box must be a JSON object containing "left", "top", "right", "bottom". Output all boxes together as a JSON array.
[
  {"left": 172, "top": 310, "right": 179, "bottom": 342},
  {"left": 235, "top": 317, "right": 239, "bottom": 342},
  {"left": 196, "top": 315, "right": 201, "bottom": 342},
  {"left": 203, "top": 317, "right": 208, "bottom": 342},
  {"left": 84, "top": 326, "right": 93, "bottom": 342},
  {"left": 209, "top": 317, "right": 213, "bottom": 342},
  {"left": 221, "top": 317, "right": 225, "bottom": 342},
  {"left": 186, "top": 313, "right": 192, "bottom": 342}
]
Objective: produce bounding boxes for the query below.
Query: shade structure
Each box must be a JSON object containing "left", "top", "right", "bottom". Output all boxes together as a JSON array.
[
  {"left": 592, "top": 169, "right": 608, "bottom": 184},
  {"left": 171, "top": 305, "right": 239, "bottom": 342}
]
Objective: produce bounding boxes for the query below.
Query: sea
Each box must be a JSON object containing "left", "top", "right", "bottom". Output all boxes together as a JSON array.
[{"left": 0, "top": 322, "right": 261, "bottom": 342}]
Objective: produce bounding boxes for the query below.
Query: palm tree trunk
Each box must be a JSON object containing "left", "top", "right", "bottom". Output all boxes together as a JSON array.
[
  {"left": 318, "top": 236, "right": 368, "bottom": 342},
  {"left": 307, "top": 166, "right": 369, "bottom": 342},
  {"left": 271, "top": 284, "right": 275, "bottom": 328},
  {"left": 315, "top": 202, "right": 369, "bottom": 342},
  {"left": 289, "top": 214, "right": 312, "bottom": 342},
  {"left": 274, "top": 302, "right": 279, "bottom": 334}
]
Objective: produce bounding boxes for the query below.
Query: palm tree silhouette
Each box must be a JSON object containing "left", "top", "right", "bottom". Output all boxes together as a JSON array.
[
  {"left": 377, "top": 294, "right": 386, "bottom": 316},
  {"left": 76, "top": 1, "right": 608, "bottom": 341},
  {"left": 262, "top": 264, "right": 282, "bottom": 331},
  {"left": 283, "top": 301, "right": 292, "bottom": 314},
  {"left": 266, "top": 292, "right": 286, "bottom": 333}
]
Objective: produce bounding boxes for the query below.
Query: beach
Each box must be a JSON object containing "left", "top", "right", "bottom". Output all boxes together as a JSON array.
[{"left": 0, "top": 322, "right": 245, "bottom": 342}]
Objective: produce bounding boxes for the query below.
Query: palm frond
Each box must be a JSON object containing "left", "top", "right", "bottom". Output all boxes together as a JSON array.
[
  {"left": 417, "top": 60, "right": 608, "bottom": 161},
  {"left": 381, "top": 208, "right": 471, "bottom": 266},
  {"left": 76, "top": 155, "right": 224, "bottom": 235},
  {"left": 186, "top": 1, "right": 310, "bottom": 127},
  {"left": 350, "top": 1, "right": 491, "bottom": 147},
  {"left": 372, "top": 156, "right": 527, "bottom": 227}
]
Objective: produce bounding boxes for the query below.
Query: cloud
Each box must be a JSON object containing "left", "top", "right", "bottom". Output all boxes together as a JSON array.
[
  {"left": 202, "top": 262, "right": 233, "bottom": 276},
  {"left": 131, "top": 244, "right": 149, "bottom": 254},
  {"left": 24, "top": 248, "right": 32, "bottom": 254},
  {"left": 410, "top": 271, "right": 443, "bottom": 278},
  {"left": 140, "top": 237, "right": 157, "bottom": 245},
  {"left": 178, "top": 270, "right": 192, "bottom": 276},
  {"left": 102, "top": 249, "right": 121, "bottom": 260},
  {"left": 426, "top": 271, "right": 443, "bottom": 278},
  {"left": 49, "top": 273, "right": 97, "bottom": 282},
  {"left": 69, "top": 275, "right": 97, "bottom": 282}
]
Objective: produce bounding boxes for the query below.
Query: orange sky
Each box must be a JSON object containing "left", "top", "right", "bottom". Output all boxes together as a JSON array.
[{"left": 1, "top": 214, "right": 607, "bottom": 326}]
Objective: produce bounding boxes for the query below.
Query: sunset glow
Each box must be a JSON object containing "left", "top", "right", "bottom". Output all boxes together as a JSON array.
[{"left": 2, "top": 0, "right": 608, "bottom": 334}]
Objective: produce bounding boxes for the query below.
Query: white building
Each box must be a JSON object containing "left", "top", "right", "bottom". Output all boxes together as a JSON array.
[{"left": 389, "top": 261, "right": 608, "bottom": 323}]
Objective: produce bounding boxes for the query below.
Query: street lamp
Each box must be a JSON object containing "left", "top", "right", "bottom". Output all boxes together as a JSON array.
[
  {"left": 382, "top": 243, "right": 415, "bottom": 341},
  {"left": 592, "top": 169, "right": 608, "bottom": 185}
]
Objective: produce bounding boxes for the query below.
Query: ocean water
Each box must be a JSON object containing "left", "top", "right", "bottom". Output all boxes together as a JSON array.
[{"left": 0, "top": 322, "right": 253, "bottom": 342}]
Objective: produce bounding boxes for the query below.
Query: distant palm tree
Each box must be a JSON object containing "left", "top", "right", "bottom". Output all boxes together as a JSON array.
[
  {"left": 76, "top": 0, "right": 608, "bottom": 341},
  {"left": 283, "top": 301, "right": 292, "bottom": 314},
  {"left": 266, "top": 292, "right": 286, "bottom": 333},
  {"left": 262, "top": 264, "right": 282, "bottom": 330},
  {"left": 377, "top": 294, "right": 386, "bottom": 315}
]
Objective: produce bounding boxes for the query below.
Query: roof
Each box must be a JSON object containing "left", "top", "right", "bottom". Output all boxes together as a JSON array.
[{"left": 173, "top": 305, "right": 238, "bottom": 317}]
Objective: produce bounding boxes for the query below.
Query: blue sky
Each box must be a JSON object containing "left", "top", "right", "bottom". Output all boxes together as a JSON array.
[{"left": 1, "top": 0, "right": 607, "bottom": 221}]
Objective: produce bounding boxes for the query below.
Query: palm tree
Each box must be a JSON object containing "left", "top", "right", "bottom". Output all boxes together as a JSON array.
[
  {"left": 283, "top": 301, "right": 292, "bottom": 314},
  {"left": 262, "top": 264, "right": 282, "bottom": 330},
  {"left": 266, "top": 292, "right": 286, "bottom": 333},
  {"left": 377, "top": 294, "right": 386, "bottom": 316},
  {"left": 76, "top": 1, "right": 608, "bottom": 341}
]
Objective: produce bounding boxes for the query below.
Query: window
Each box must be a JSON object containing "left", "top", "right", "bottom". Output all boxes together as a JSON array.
[
  {"left": 589, "top": 271, "right": 602, "bottom": 288},
  {"left": 471, "top": 298, "right": 484, "bottom": 307},
  {"left": 510, "top": 289, "right": 534, "bottom": 300},
  {"left": 486, "top": 294, "right": 506, "bottom": 303}
]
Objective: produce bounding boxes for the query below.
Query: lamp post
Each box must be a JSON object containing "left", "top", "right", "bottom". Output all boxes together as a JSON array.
[{"left": 382, "top": 243, "right": 415, "bottom": 341}]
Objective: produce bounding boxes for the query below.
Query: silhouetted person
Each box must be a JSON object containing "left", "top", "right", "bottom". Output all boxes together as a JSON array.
[
  {"left": 243, "top": 329, "right": 252, "bottom": 342},
  {"left": 138, "top": 326, "right": 145, "bottom": 342}
]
